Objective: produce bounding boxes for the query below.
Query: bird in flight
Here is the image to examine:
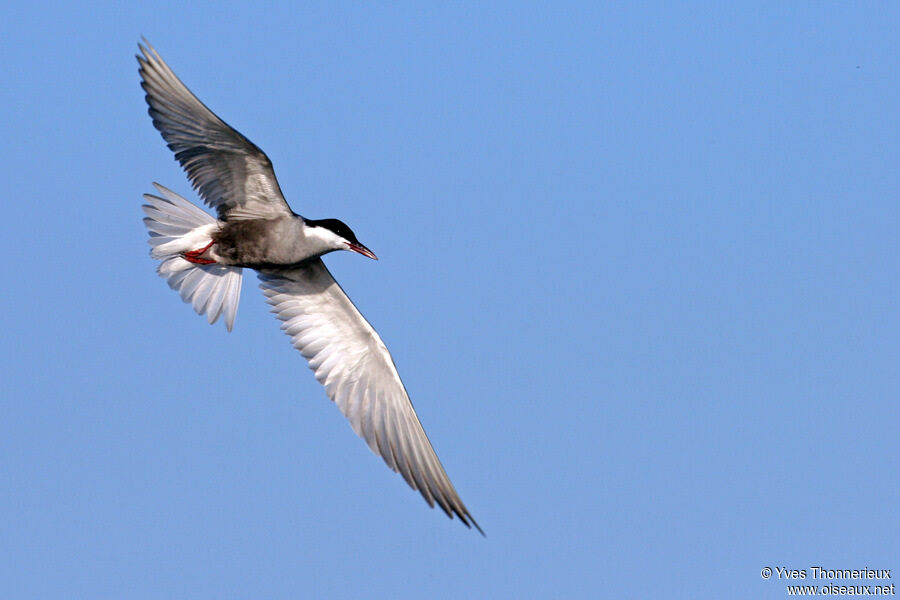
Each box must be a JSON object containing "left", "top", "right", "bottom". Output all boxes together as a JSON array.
[{"left": 137, "top": 41, "right": 481, "bottom": 533}]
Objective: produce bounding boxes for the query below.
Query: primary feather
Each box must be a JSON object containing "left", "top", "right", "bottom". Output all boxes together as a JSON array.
[{"left": 259, "top": 262, "right": 482, "bottom": 533}]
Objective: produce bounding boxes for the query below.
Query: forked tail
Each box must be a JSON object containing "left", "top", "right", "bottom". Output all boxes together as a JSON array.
[{"left": 142, "top": 183, "right": 243, "bottom": 331}]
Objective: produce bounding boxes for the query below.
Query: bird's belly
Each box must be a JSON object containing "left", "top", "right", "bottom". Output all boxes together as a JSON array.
[{"left": 213, "top": 219, "right": 310, "bottom": 267}]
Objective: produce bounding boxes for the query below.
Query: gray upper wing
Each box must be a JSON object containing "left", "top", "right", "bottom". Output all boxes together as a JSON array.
[
  {"left": 138, "top": 42, "right": 292, "bottom": 220},
  {"left": 259, "top": 261, "right": 482, "bottom": 533}
]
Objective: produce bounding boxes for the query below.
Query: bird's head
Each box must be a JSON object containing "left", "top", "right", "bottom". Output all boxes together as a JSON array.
[{"left": 304, "top": 218, "right": 378, "bottom": 260}]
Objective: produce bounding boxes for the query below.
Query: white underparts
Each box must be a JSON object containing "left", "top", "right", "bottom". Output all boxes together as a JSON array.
[{"left": 142, "top": 183, "right": 243, "bottom": 331}]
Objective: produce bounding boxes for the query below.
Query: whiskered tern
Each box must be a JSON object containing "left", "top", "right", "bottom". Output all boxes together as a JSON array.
[{"left": 138, "top": 41, "right": 481, "bottom": 533}]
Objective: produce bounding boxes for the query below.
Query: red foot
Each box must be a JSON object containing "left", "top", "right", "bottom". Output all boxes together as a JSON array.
[{"left": 183, "top": 240, "right": 216, "bottom": 265}]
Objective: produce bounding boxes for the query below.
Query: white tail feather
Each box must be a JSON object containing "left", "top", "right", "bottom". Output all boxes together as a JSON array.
[{"left": 142, "top": 183, "right": 243, "bottom": 331}]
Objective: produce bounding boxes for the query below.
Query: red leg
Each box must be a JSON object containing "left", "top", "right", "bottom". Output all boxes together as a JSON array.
[{"left": 183, "top": 240, "right": 216, "bottom": 265}]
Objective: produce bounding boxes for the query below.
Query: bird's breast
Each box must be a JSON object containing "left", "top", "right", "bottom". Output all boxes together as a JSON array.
[{"left": 213, "top": 217, "right": 311, "bottom": 267}]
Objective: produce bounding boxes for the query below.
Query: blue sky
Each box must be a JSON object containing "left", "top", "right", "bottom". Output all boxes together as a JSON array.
[{"left": 1, "top": 2, "right": 897, "bottom": 598}]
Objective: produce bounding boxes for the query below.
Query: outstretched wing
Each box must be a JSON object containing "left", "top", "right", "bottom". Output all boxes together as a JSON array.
[
  {"left": 259, "top": 261, "right": 481, "bottom": 533},
  {"left": 138, "top": 41, "right": 292, "bottom": 221}
]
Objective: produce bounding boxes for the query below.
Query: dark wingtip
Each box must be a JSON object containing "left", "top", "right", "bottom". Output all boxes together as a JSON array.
[
  {"left": 470, "top": 518, "right": 486, "bottom": 537},
  {"left": 456, "top": 508, "right": 485, "bottom": 536},
  {"left": 136, "top": 38, "right": 151, "bottom": 69}
]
